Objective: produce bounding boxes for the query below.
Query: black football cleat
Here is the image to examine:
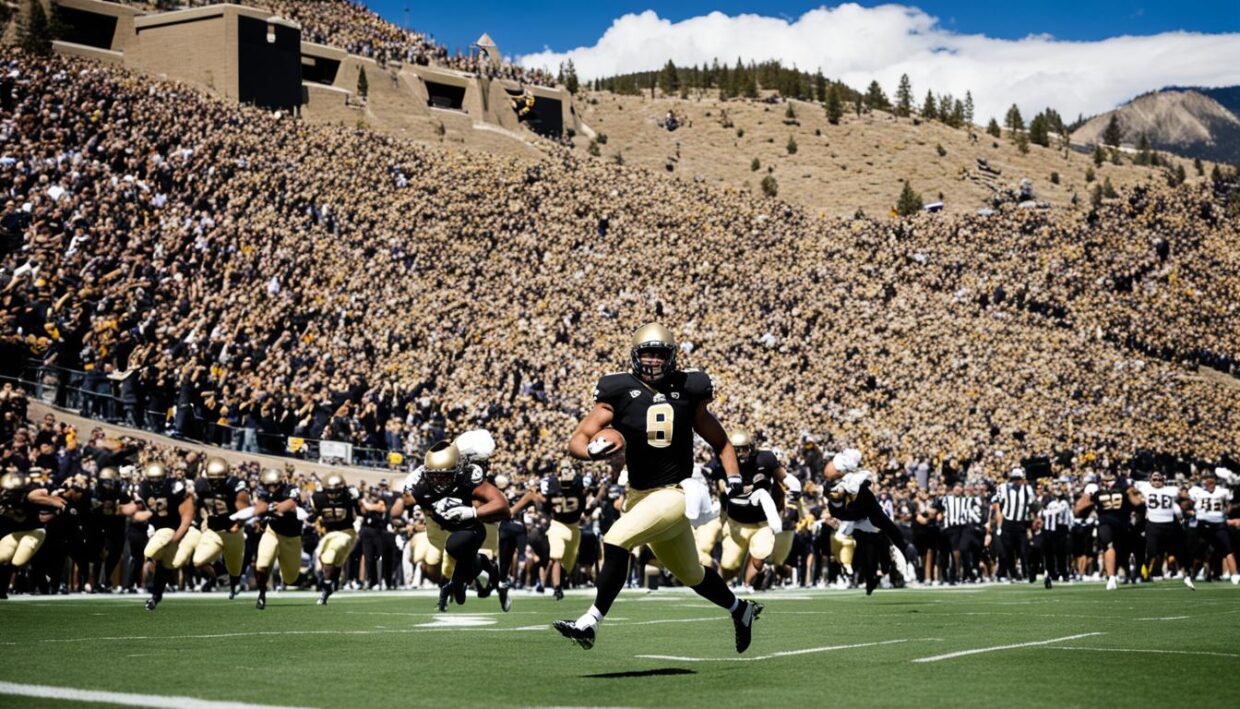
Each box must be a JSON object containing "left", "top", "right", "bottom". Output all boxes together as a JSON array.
[
  {"left": 256, "top": 593, "right": 266, "bottom": 611},
  {"left": 553, "top": 620, "right": 596, "bottom": 650},
  {"left": 436, "top": 584, "right": 450, "bottom": 612},
  {"left": 316, "top": 583, "right": 333, "bottom": 606},
  {"left": 553, "top": 587, "right": 564, "bottom": 601},
  {"left": 498, "top": 584, "right": 512, "bottom": 612},
  {"left": 475, "top": 575, "right": 494, "bottom": 599},
  {"left": 145, "top": 594, "right": 161, "bottom": 611},
  {"left": 451, "top": 581, "right": 467, "bottom": 606},
  {"left": 1044, "top": 576, "right": 1053, "bottom": 589},
  {"left": 229, "top": 585, "right": 240, "bottom": 600},
  {"left": 732, "top": 600, "right": 763, "bottom": 654},
  {"left": 865, "top": 577, "right": 879, "bottom": 596}
]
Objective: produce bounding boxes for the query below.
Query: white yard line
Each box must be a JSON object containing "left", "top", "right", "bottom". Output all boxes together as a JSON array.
[
  {"left": 636, "top": 638, "right": 914, "bottom": 662},
  {"left": 911, "top": 632, "right": 1104, "bottom": 663},
  {"left": 0, "top": 681, "right": 316, "bottom": 709},
  {"left": 1049, "top": 647, "right": 1240, "bottom": 659}
]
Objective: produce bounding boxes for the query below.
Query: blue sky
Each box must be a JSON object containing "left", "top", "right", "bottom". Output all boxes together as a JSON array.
[{"left": 369, "top": 1, "right": 1239, "bottom": 57}]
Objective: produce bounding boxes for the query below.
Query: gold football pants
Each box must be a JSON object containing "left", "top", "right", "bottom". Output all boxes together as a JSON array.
[
  {"left": 603, "top": 486, "right": 704, "bottom": 586},
  {"left": 318, "top": 529, "right": 357, "bottom": 566},
  {"left": 192, "top": 528, "right": 245, "bottom": 576},
  {"left": 721, "top": 519, "right": 775, "bottom": 571},
  {"left": 145, "top": 527, "right": 201, "bottom": 570},
  {"left": 0, "top": 529, "right": 46, "bottom": 567},
  {"left": 548, "top": 519, "right": 581, "bottom": 572},
  {"left": 256, "top": 527, "right": 303, "bottom": 584}
]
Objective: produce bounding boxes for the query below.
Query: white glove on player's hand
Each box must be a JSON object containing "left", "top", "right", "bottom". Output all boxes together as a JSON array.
[
  {"left": 229, "top": 506, "right": 257, "bottom": 522},
  {"left": 750, "top": 489, "right": 782, "bottom": 534},
  {"left": 832, "top": 448, "right": 862, "bottom": 474},
  {"left": 587, "top": 437, "right": 620, "bottom": 460},
  {"left": 440, "top": 505, "right": 477, "bottom": 523}
]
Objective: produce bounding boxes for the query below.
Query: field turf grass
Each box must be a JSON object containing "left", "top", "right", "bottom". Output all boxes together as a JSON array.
[{"left": 1, "top": 581, "right": 1238, "bottom": 708}]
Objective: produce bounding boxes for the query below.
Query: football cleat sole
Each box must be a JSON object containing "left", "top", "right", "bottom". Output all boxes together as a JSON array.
[{"left": 552, "top": 620, "right": 596, "bottom": 650}]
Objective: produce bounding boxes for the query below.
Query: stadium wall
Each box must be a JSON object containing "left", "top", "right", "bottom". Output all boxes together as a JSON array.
[{"left": 45, "top": 1, "right": 586, "bottom": 143}]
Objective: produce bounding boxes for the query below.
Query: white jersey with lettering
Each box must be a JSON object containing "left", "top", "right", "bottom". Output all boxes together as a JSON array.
[
  {"left": 1135, "top": 482, "right": 1181, "bottom": 524},
  {"left": 1189, "top": 486, "right": 1232, "bottom": 524}
]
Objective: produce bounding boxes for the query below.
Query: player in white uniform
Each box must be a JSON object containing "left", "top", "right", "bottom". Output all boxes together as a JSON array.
[
  {"left": 1187, "top": 469, "right": 1238, "bottom": 585},
  {"left": 1134, "top": 472, "right": 1193, "bottom": 589}
]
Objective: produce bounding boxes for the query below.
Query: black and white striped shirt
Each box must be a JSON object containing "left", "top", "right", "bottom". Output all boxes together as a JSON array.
[
  {"left": 994, "top": 482, "right": 1035, "bottom": 523},
  {"left": 941, "top": 494, "right": 981, "bottom": 527},
  {"left": 1039, "top": 497, "right": 1071, "bottom": 532}
]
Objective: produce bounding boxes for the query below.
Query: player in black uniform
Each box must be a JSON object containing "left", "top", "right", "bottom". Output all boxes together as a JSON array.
[
  {"left": 1074, "top": 470, "right": 1142, "bottom": 590},
  {"left": 394, "top": 441, "right": 511, "bottom": 610},
  {"left": 827, "top": 474, "right": 913, "bottom": 595},
  {"left": 119, "top": 462, "right": 197, "bottom": 610},
  {"left": 253, "top": 468, "right": 304, "bottom": 610},
  {"left": 309, "top": 474, "right": 364, "bottom": 605},
  {"left": 191, "top": 457, "right": 251, "bottom": 598},
  {"left": 713, "top": 429, "right": 786, "bottom": 588},
  {"left": 543, "top": 460, "right": 588, "bottom": 600},
  {"left": 554, "top": 323, "right": 762, "bottom": 653},
  {"left": 0, "top": 471, "right": 67, "bottom": 599},
  {"left": 92, "top": 467, "right": 129, "bottom": 592}
]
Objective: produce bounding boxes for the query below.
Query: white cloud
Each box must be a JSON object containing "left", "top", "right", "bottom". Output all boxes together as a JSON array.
[{"left": 516, "top": 4, "right": 1240, "bottom": 123}]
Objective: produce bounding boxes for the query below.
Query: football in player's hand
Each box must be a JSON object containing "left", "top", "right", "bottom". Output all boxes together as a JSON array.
[{"left": 587, "top": 429, "right": 625, "bottom": 460}]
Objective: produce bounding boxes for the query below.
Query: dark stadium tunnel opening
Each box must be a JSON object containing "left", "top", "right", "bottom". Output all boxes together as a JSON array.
[
  {"left": 581, "top": 667, "right": 698, "bottom": 679},
  {"left": 426, "top": 81, "right": 467, "bottom": 110}
]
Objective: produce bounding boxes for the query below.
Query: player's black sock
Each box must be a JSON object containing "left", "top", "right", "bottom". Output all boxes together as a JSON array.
[
  {"left": 152, "top": 566, "right": 169, "bottom": 599},
  {"left": 691, "top": 567, "right": 739, "bottom": 613},
  {"left": 0, "top": 564, "right": 12, "bottom": 598},
  {"left": 591, "top": 543, "right": 631, "bottom": 616},
  {"left": 229, "top": 575, "right": 240, "bottom": 591}
]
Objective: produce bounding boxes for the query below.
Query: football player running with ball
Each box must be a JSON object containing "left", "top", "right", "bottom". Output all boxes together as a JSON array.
[
  {"left": 553, "top": 323, "right": 762, "bottom": 653},
  {"left": 309, "top": 474, "right": 365, "bottom": 605},
  {"left": 119, "top": 463, "right": 197, "bottom": 611}
]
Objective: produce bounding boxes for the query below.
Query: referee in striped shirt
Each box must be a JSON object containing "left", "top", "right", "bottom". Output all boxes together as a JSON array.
[
  {"left": 992, "top": 468, "right": 1039, "bottom": 584},
  {"left": 941, "top": 482, "right": 980, "bottom": 583}
]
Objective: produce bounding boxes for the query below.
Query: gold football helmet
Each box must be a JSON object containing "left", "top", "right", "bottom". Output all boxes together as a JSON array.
[
  {"left": 143, "top": 462, "right": 168, "bottom": 482},
  {"left": 728, "top": 428, "right": 755, "bottom": 464},
  {"left": 630, "top": 323, "right": 677, "bottom": 382},
  {"left": 98, "top": 467, "right": 119, "bottom": 481},
  {"left": 260, "top": 468, "right": 284, "bottom": 490},
  {"left": 424, "top": 441, "right": 462, "bottom": 493},
  {"left": 205, "top": 457, "right": 230, "bottom": 490},
  {"left": 1, "top": 471, "right": 28, "bottom": 501},
  {"left": 323, "top": 473, "right": 347, "bottom": 500}
]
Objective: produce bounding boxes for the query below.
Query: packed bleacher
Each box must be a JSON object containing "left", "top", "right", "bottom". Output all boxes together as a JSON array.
[
  {"left": 107, "top": 0, "right": 556, "bottom": 85},
  {"left": 2, "top": 51, "right": 1238, "bottom": 479}
]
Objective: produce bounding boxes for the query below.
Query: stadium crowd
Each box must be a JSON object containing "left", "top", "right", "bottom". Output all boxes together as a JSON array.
[
  {"left": 107, "top": 0, "right": 556, "bottom": 86},
  {"left": 1, "top": 48, "right": 1239, "bottom": 598}
]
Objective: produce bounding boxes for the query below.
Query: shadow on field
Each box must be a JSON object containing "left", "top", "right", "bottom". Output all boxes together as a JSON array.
[{"left": 581, "top": 668, "right": 697, "bottom": 679}]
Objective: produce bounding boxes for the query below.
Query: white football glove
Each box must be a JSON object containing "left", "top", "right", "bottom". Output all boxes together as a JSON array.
[
  {"left": 229, "top": 506, "right": 257, "bottom": 522},
  {"left": 750, "top": 488, "right": 782, "bottom": 534},
  {"left": 890, "top": 544, "right": 915, "bottom": 580},
  {"left": 841, "top": 470, "right": 873, "bottom": 495},
  {"left": 454, "top": 429, "right": 496, "bottom": 462},
  {"left": 832, "top": 448, "right": 862, "bottom": 474},
  {"left": 440, "top": 505, "right": 477, "bottom": 523},
  {"left": 587, "top": 437, "right": 620, "bottom": 460}
]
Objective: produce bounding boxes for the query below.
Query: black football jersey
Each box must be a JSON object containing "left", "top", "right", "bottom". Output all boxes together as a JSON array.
[
  {"left": 542, "top": 475, "right": 587, "bottom": 525},
  {"left": 594, "top": 370, "right": 713, "bottom": 490},
  {"left": 719, "top": 450, "right": 780, "bottom": 524},
  {"left": 93, "top": 481, "right": 127, "bottom": 518},
  {"left": 1092, "top": 480, "right": 1131, "bottom": 523},
  {"left": 0, "top": 483, "right": 46, "bottom": 532},
  {"left": 257, "top": 483, "right": 303, "bottom": 537},
  {"left": 311, "top": 487, "right": 361, "bottom": 532},
  {"left": 137, "top": 479, "right": 190, "bottom": 530},
  {"left": 195, "top": 477, "right": 248, "bottom": 531},
  {"left": 407, "top": 464, "right": 485, "bottom": 532}
]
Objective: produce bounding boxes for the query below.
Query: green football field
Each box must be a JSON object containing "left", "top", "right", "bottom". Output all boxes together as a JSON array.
[{"left": 1, "top": 582, "right": 1238, "bottom": 708}]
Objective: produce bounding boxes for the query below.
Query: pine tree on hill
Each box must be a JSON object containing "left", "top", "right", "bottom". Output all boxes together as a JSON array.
[
  {"left": 825, "top": 84, "right": 843, "bottom": 125},
  {"left": 895, "top": 74, "right": 913, "bottom": 117},
  {"left": 896, "top": 181, "right": 923, "bottom": 216},
  {"left": 1102, "top": 114, "right": 1123, "bottom": 148},
  {"left": 921, "top": 90, "right": 937, "bottom": 120}
]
